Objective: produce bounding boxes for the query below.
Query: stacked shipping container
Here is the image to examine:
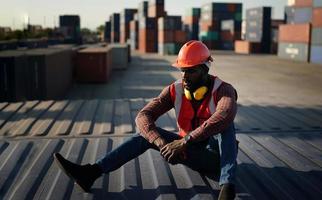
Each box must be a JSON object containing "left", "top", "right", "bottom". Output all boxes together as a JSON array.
[
  {"left": 278, "top": 0, "right": 314, "bottom": 62},
  {"left": 120, "top": 9, "right": 138, "bottom": 44},
  {"left": 148, "top": 0, "right": 166, "bottom": 18},
  {"left": 129, "top": 16, "right": 139, "bottom": 50},
  {"left": 311, "top": 2, "right": 322, "bottom": 64},
  {"left": 271, "top": 20, "right": 285, "bottom": 54},
  {"left": 220, "top": 19, "right": 242, "bottom": 50},
  {"left": 245, "top": 7, "right": 272, "bottom": 53},
  {"left": 199, "top": 2, "right": 242, "bottom": 50},
  {"left": 104, "top": 21, "right": 111, "bottom": 43},
  {"left": 158, "top": 16, "right": 186, "bottom": 55},
  {"left": 110, "top": 13, "right": 120, "bottom": 43},
  {"left": 139, "top": 0, "right": 165, "bottom": 53},
  {"left": 183, "top": 8, "right": 201, "bottom": 40},
  {"left": 59, "top": 15, "right": 81, "bottom": 44}
]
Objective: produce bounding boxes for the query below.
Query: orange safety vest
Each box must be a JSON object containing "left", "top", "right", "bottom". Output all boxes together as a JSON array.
[{"left": 170, "top": 75, "right": 223, "bottom": 137}]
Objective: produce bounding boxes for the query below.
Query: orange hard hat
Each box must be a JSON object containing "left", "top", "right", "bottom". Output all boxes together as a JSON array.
[{"left": 172, "top": 40, "right": 213, "bottom": 68}]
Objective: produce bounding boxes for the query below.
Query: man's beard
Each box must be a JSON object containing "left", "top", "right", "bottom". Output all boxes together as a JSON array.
[{"left": 183, "top": 77, "right": 207, "bottom": 92}]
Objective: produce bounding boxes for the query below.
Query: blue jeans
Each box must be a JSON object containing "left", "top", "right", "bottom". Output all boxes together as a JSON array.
[{"left": 96, "top": 123, "right": 238, "bottom": 185}]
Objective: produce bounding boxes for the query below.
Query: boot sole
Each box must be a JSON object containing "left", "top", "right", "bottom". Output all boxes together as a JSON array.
[{"left": 53, "top": 153, "right": 91, "bottom": 193}]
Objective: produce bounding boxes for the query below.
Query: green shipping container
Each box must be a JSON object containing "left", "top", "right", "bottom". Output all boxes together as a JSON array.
[
  {"left": 199, "top": 31, "right": 219, "bottom": 40},
  {"left": 235, "top": 12, "right": 242, "bottom": 21}
]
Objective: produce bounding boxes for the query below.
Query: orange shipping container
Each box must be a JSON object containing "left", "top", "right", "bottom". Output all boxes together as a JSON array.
[
  {"left": 313, "top": 8, "right": 322, "bottom": 27},
  {"left": 76, "top": 47, "right": 111, "bottom": 83},
  {"left": 290, "top": 0, "right": 313, "bottom": 7},
  {"left": 234, "top": 40, "right": 261, "bottom": 54},
  {"left": 278, "top": 24, "right": 311, "bottom": 43}
]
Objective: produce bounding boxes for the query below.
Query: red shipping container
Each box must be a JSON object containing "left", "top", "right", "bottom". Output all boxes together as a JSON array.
[
  {"left": 175, "top": 30, "right": 187, "bottom": 43},
  {"left": 278, "top": 24, "right": 311, "bottom": 43},
  {"left": 313, "top": 8, "right": 322, "bottom": 27},
  {"left": 76, "top": 47, "right": 111, "bottom": 83},
  {"left": 158, "top": 30, "right": 175, "bottom": 43},
  {"left": 234, "top": 40, "right": 261, "bottom": 54},
  {"left": 227, "top": 4, "right": 236, "bottom": 12}
]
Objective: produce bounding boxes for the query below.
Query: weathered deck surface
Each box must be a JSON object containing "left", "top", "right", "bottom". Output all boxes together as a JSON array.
[{"left": 1, "top": 51, "right": 322, "bottom": 200}]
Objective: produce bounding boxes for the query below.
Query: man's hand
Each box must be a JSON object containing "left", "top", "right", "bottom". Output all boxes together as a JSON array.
[
  {"left": 153, "top": 137, "right": 167, "bottom": 150},
  {"left": 160, "top": 138, "right": 187, "bottom": 164}
]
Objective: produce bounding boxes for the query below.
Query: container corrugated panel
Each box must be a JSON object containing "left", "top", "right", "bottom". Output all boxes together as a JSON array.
[
  {"left": 25, "top": 48, "right": 73, "bottom": 100},
  {"left": 0, "top": 51, "right": 27, "bottom": 102},
  {"left": 279, "top": 23, "right": 311, "bottom": 43},
  {"left": 310, "top": 45, "right": 322, "bottom": 64},
  {"left": 245, "top": 30, "right": 263, "bottom": 42},
  {"left": 311, "top": 27, "right": 322, "bottom": 45},
  {"left": 314, "top": 0, "right": 322, "bottom": 7},
  {"left": 278, "top": 42, "right": 309, "bottom": 62},
  {"left": 312, "top": 8, "right": 322, "bottom": 27},
  {"left": 108, "top": 44, "right": 129, "bottom": 70},
  {"left": 76, "top": 47, "right": 111, "bottom": 83},
  {"left": 293, "top": 7, "right": 312, "bottom": 23},
  {"left": 199, "top": 31, "right": 219, "bottom": 41}
]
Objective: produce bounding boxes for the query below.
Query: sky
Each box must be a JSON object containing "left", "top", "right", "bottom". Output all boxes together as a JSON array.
[{"left": 1, "top": 0, "right": 287, "bottom": 31}]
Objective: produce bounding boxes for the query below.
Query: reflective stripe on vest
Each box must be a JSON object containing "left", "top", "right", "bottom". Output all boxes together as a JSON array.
[{"left": 172, "top": 76, "right": 223, "bottom": 135}]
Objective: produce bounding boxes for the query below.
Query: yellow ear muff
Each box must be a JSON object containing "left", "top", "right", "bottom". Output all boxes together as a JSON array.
[
  {"left": 184, "top": 88, "right": 192, "bottom": 100},
  {"left": 184, "top": 86, "right": 208, "bottom": 101},
  {"left": 193, "top": 86, "right": 208, "bottom": 100}
]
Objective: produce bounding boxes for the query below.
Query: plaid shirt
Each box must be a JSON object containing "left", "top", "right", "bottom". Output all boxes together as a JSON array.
[{"left": 135, "top": 79, "right": 238, "bottom": 143}]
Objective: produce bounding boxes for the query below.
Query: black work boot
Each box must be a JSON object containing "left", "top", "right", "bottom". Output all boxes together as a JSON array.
[
  {"left": 53, "top": 153, "right": 103, "bottom": 193},
  {"left": 218, "top": 183, "right": 236, "bottom": 200}
]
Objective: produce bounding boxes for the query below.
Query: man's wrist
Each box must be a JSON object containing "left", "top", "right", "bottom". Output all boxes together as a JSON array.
[{"left": 183, "top": 134, "right": 192, "bottom": 145}]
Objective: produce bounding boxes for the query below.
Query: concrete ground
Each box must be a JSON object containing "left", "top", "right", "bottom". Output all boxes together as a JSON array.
[{"left": 67, "top": 50, "right": 322, "bottom": 108}]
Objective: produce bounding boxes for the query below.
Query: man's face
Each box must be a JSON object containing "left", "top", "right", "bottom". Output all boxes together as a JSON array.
[{"left": 180, "top": 66, "right": 205, "bottom": 91}]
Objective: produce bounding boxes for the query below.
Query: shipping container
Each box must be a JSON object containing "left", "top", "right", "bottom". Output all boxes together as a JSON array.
[
  {"left": 310, "top": 45, "right": 322, "bottom": 64},
  {"left": 129, "top": 20, "right": 139, "bottom": 50},
  {"left": 139, "top": 17, "right": 158, "bottom": 53},
  {"left": 108, "top": 44, "right": 129, "bottom": 70},
  {"left": 312, "top": 8, "right": 322, "bottom": 27},
  {"left": 285, "top": 7, "right": 313, "bottom": 24},
  {"left": 234, "top": 40, "right": 262, "bottom": 54},
  {"left": 313, "top": 0, "right": 322, "bottom": 7},
  {"left": 25, "top": 48, "right": 73, "bottom": 100},
  {"left": 76, "top": 47, "right": 111, "bottom": 83},
  {"left": 0, "top": 50, "right": 27, "bottom": 102},
  {"left": 246, "top": 7, "right": 271, "bottom": 20},
  {"left": 158, "top": 43, "right": 181, "bottom": 55},
  {"left": 120, "top": 9, "right": 137, "bottom": 44},
  {"left": 59, "top": 15, "right": 81, "bottom": 44},
  {"left": 110, "top": 13, "right": 120, "bottom": 43},
  {"left": 0, "top": 40, "right": 18, "bottom": 51},
  {"left": 279, "top": 23, "right": 311, "bottom": 43},
  {"left": 104, "top": 21, "right": 111, "bottom": 43},
  {"left": 311, "top": 27, "right": 322, "bottom": 45},
  {"left": 288, "top": 0, "right": 313, "bottom": 7},
  {"left": 148, "top": 0, "right": 165, "bottom": 18},
  {"left": 138, "top": 1, "right": 148, "bottom": 18},
  {"left": 278, "top": 42, "right": 309, "bottom": 62}
]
